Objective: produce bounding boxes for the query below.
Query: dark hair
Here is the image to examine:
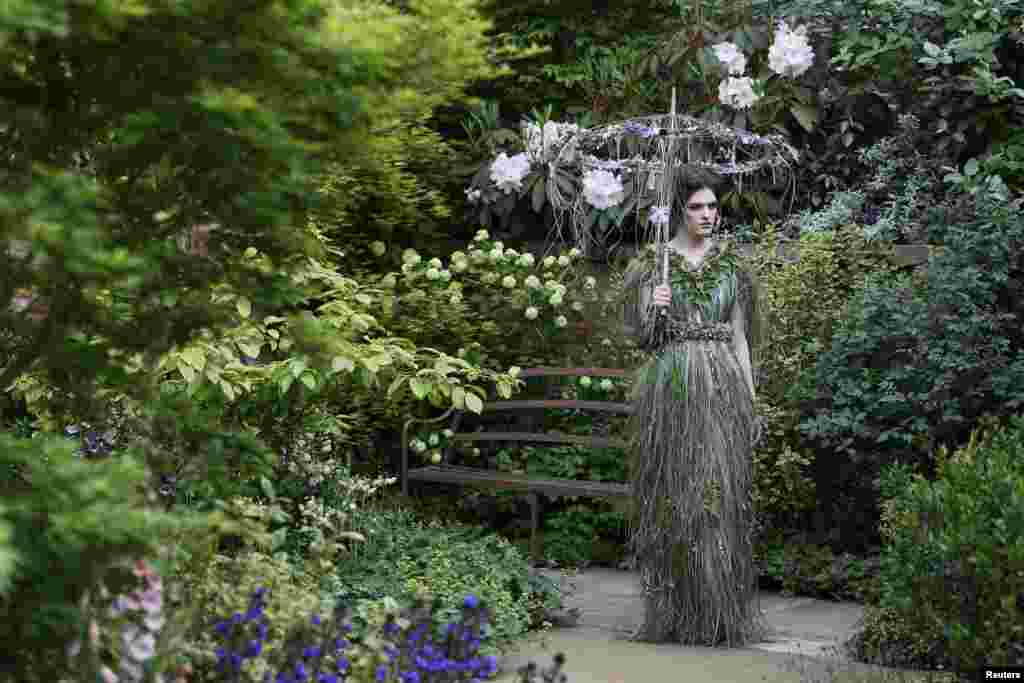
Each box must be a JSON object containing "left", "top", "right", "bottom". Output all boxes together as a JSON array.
[{"left": 671, "top": 165, "right": 723, "bottom": 215}]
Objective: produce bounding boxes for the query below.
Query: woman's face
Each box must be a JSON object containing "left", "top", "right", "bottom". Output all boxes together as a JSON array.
[{"left": 682, "top": 187, "right": 718, "bottom": 240}]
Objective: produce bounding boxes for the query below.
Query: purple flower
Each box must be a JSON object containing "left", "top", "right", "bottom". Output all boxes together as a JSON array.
[
  {"left": 462, "top": 595, "right": 479, "bottom": 610},
  {"left": 311, "top": 614, "right": 321, "bottom": 626},
  {"left": 376, "top": 664, "right": 388, "bottom": 681},
  {"left": 317, "top": 675, "right": 338, "bottom": 683},
  {"left": 246, "top": 640, "right": 263, "bottom": 657},
  {"left": 303, "top": 646, "right": 321, "bottom": 659},
  {"left": 334, "top": 638, "right": 349, "bottom": 652},
  {"left": 295, "top": 662, "right": 308, "bottom": 681},
  {"left": 649, "top": 205, "right": 671, "bottom": 227},
  {"left": 402, "top": 672, "right": 421, "bottom": 683},
  {"left": 337, "top": 657, "right": 350, "bottom": 673},
  {"left": 215, "top": 621, "right": 230, "bottom": 636}
]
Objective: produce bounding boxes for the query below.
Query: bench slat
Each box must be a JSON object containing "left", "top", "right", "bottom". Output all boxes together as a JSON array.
[
  {"left": 451, "top": 432, "right": 626, "bottom": 449},
  {"left": 406, "top": 465, "right": 629, "bottom": 499},
  {"left": 483, "top": 399, "right": 633, "bottom": 414},
  {"left": 518, "top": 367, "right": 631, "bottom": 379}
]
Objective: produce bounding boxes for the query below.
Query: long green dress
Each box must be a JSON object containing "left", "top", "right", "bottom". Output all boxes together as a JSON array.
[{"left": 621, "top": 238, "right": 768, "bottom": 646}]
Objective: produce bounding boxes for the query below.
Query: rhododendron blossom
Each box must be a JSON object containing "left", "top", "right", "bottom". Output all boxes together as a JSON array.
[
  {"left": 490, "top": 153, "right": 531, "bottom": 194},
  {"left": 712, "top": 42, "right": 747, "bottom": 75},
  {"left": 718, "top": 76, "right": 760, "bottom": 109},
  {"left": 582, "top": 169, "right": 625, "bottom": 209},
  {"left": 768, "top": 21, "right": 815, "bottom": 78}
]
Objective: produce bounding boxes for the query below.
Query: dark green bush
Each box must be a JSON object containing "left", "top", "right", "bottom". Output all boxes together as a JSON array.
[
  {"left": 858, "top": 413, "right": 1024, "bottom": 674},
  {"left": 795, "top": 191, "right": 1024, "bottom": 551}
]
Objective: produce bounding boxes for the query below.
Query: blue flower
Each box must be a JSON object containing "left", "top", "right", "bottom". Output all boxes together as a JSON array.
[
  {"left": 295, "top": 662, "right": 308, "bottom": 681},
  {"left": 215, "top": 647, "right": 227, "bottom": 664},
  {"left": 402, "top": 672, "right": 421, "bottom": 683},
  {"left": 317, "top": 675, "right": 338, "bottom": 683},
  {"left": 311, "top": 614, "right": 322, "bottom": 626},
  {"left": 215, "top": 621, "right": 230, "bottom": 636},
  {"left": 334, "top": 638, "right": 349, "bottom": 652},
  {"left": 303, "top": 646, "right": 321, "bottom": 659},
  {"left": 337, "top": 657, "right": 349, "bottom": 673},
  {"left": 376, "top": 664, "right": 388, "bottom": 681},
  {"left": 462, "top": 595, "right": 479, "bottom": 609},
  {"left": 232, "top": 612, "right": 243, "bottom": 624},
  {"left": 231, "top": 654, "right": 243, "bottom": 671},
  {"left": 246, "top": 640, "right": 262, "bottom": 658}
]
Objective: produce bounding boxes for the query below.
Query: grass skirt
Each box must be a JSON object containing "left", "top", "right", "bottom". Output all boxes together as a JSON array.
[{"left": 624, "top": 338, "right": 768, "bottom": 646}]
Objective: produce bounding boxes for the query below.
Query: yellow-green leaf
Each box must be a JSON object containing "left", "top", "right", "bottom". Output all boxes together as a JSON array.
[
  {"left": 410, "top": 378, "right": 430, "bottom": 400},
  {"left": 452, "top": 386, "right": 466, "bottom": 410},
  {"left": 244, "top": 247, "right": 259, "bottom": 258},
  {"left": 300, "top": 373, "right": 317, "bottom": 391},
  {"left": 790, "top": 104, "right": 818, "bottom": 133},
  {"left": 236, "top": 297, "right": 252, "bottom": 318},
  {"left": 181, "top": 348, "right": 206, "bottom": 371},
  {"left": 355, "top": 293, "right": 373, "bottom": 306},
  {"left": 178, "top": 362, "right": 196, "bottom": 383},
  {"left": 220, "top": 381, "right": 237, "bottom": 402},
  {"left": 465, "top": 392, "right": 483, "bottom": 414},
  {"left": 238, "top": 342, "right": 262, "bottom": 358}
]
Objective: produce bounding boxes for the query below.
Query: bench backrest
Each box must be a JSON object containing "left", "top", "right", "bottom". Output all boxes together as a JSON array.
[{"left": 400, "top": 367, "right": 633, "bottom": 492}]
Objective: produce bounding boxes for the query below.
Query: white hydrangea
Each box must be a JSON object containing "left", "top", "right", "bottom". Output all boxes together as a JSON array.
[
  {"left": 582, "top": 169, "right": 625, "bottom": 210},
  {"left": 501, "top": 275, "right": 516, "bottom": 289},
  {"left": 439, "top": 270, "right": 452, "bottom": 281},
  {"left": 718, "top": 76, "right": 760, "bottom": 110},
  {"left": 543, "top": 256, "right": 557, "bottom": 268},
  {"left": 712, "top": 41, "right": 747, "bottom": 75},
  {"left": 426, "top": 268, "right": 441, "bottom": 280},
  {"left": 381, "top": 274, "right": 397, "bottom": 288},
  {"left": 569, "top": 248, "right": 581, "bottom": 258},
  {"left": 490, "top": 152, "right": 531, "bottom": 194},
  {"left": 557, "top": 255, "right": 570, "bottom": 266},
  {"left": 469, "top": 249, "right": 486, "bottom": 262},
  {"left": 518, "top": 253, "right": 535, "bottom": 267},
  {"left": 449, "top": 292, "right": 463, "bottom": 305},
  {"left": 370, "top": 241, "right": 387, "bottom": 256},
  {"left": 402, "top": 249, "right": 421, "bottom": 265},
  {"left": 429, "top": 257, "right": 443, "bottom": 269},
  {"left": 525, "top": 275, "right": 541, "bottom": 289},
  {"left": 554, "top": 315, "right": 568, "bottom": 328},
  {"left": 452, "top": 259, "right": 468, "bottom": 273},
  {"left": 768, "top": 21, "right": 815, "bottom": 78},
  {"left": 474, "top": 230, "right": 490, "bottom": 242},
  {"left": 481, "top": 272, "right": 498, "bottom": 285},
  {"left": 525, "top": 306, "right": 539, "bottom": 320},
  {"left": 401, "top": 263, "right": 414, "bottom": 275},
  {"left": 428, "top": 433, "right": 440, "bottom": 446}
]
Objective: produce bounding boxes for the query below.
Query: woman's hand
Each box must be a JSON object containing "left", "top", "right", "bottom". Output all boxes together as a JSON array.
[{"left": 652, "top": 284, "right": 672, "bottom": 308}]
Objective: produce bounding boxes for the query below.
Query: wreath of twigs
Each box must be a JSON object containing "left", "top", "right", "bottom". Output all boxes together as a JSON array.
[{"left": 546, "top": 112, "right": 801, "bottom": 260}]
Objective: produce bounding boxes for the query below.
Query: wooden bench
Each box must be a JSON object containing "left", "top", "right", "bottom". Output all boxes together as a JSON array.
[{"left": 399, "top": 367, "right": 634, "bottom": 560}]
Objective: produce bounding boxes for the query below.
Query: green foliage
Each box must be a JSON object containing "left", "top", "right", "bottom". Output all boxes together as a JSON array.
[
  {"left": 542, "top": 507, "right": 625, "bottom": 568},
  {"left": 0, "top": 433, "right": 183, "bottom": 682},
  {"left": 326, "top": 509, "right": 533, "bottom": 654},
  {"left": 869, "top": 413, "right": 1024, "bottom": 671},
  {"left": 797, "top": 191, "right": 1024, "bottom": 549}
]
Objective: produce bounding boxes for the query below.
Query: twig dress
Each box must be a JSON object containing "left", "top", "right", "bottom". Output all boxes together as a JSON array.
[{"left": 620, "top": 238, "right": 768, "bottom": 646}]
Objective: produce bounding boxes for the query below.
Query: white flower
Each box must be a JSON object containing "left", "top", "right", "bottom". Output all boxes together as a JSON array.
[
  {"left": 525, "top": 306, "right": 539, "bottom": 320},
  {"left": 350, "top": 502, "right": 357, "bottom": 510},
  {"left": 475, "top": 229, "right": 490, "bottom": 242},
  {"left": 549, "top": 293, "right": 563, "bottom": 306},
  {"left": 426, "top": 268, "right": 441, "bottom": 280},
  {"left": 504, "top": 249, "right": 518, "bottom": 260},
  {"left": 569, "top": 247, "right": 581, "bottom": 258},
  {"left": 449, "top": 292, "right": 463, "bottom": 304},
  {"left": 411, "top": 439, "right": 427, "bottom": 453},
  {"left": 402, "top": 249, "right": 421, "bottom": 265},
  {"left": 429, "top": 257, "right": 443, "bottom": 269},
  {"left": 768, "top": 21, "right": 815, "bottom": 78},
  {"left": 525, "top": 120, "right": 581, "bottom": 163},
  {"left": 712, "top": 41, "right": 748, "bottom": 75},
  {"left": 451, "top": 250, "right": 467, "bottom": 262},
  {"left": 401, "top": 263, "right": 414, "bottom": 275},
  {"left": 582, "top": 169, "right": 625, "bottom": 209},
  {"left": 584, "top": 276, "right": 597, "bottom": 289},
  {"left": 469, "top": 249, "right": 486, "bottom": 262},
  {"left": 557, "top": 255, "right": 570, "bottom": 266},
  {"left": 599, "top": 379, "right": 614, "bottom": 392},
  {"left": 481, "top": 272, "right": 498, "bottom": 284},
  {"left": 525, "top": 275, "right": 541, "bottom": 289},
  {"left": 543, "top": 256, "right": 557, "bottom": 268},
  {"left": 381, "top": 274, "right": 397, "bottom": 288},
  {"left": 489, "top": 247, "right": 504, "bottom": 262},
  {"left": 518, "top": 253, "right": 535, "bottom": 267},
  {"left": 493, "top": 241, "right": 504, "bottom": 251},
  {"left": 443, "top": 428, "right": 454, "bottom": 438},
  {"left": 465, "top": 188, "right": 482, "bottom": 203},
  {"left": 601, "top": 337, "right": 613, "bottom": 346},
  {"left": 571, "top": 301, "right": 584, "bottom": 311},
  {"left": 452, "top": 259, "right": 468, "bottom": 272},
  {"left": 456, "top": 348, "right": 466, "bottom": 357},
  {"left": 718, "top": 76, "right": 760, "bottom": 110},
  {"left": 490, "top": 152, "right": 531, "bottom": 194},
  {"left": 370, "top": 241, "right": 387, "bottom": 256},
  {"left": 579, "top": 376, "right": 592, "bottom": 387},
  {"left": 554, "top": 315, "right": 568, "bottom": 328},
  {"left": 440, "top": 270, "right": 452, "bottom": 281},
  {"left": 502, "top": 275, "right": 517, "bottom": 289},
  {"left": 508, "top": 366, "right": 521, "bottom": 377},
  {"left": 649, "top": 205, "right": 671, "bottom": 226}
]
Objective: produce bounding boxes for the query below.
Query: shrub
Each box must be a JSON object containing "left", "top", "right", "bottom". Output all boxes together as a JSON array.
[
  {"left": 796, "top": 190, "right": 1024, "bottom": 551},
  {"left": 325, "top": 509, "right": 533, "bottom": 656},
  {"left": 0, "top": 434, "right": 183, "bottom": 683},
  {"left": 867, "top": 413, "right": 1024, "bottom": 674}
]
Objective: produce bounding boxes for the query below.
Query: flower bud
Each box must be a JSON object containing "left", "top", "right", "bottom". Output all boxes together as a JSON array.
[
  {"left": 525, "top": 275, "right": 541, "bottom": 289},
  {"left": 501, "top": 275, "right": 516, "bottom": 289},
  {"left": 449, "top": 292, "right": 463, "bottom": 305},
  {"left": 555, "top": 315, "right": 568, "bottom": 328},
  {"left": 370, "top": 241, "right": 387, "bottom": 256},
  {"left": 475, "top": 230, "right": 490, "bottom": 242},
  {"left": 429, "top": 257, "right": 443, "bottom": 269},
  {"left": 549, "top": 293, "right": 563, "bottom": 306},
  {"left": 518, "top": 253, "right": 535, "bottom": 267},
  {"left": 543, "top": 256, "right": 557, "bottom": 268},
  {"left": 558, "top": 255, "right": 570, "bottom": 266},
  {"left": 569, "top": 247, "right": 582, "bottom": 258},
  {"left": 525, "top": 307, "right": 539, "bottom": 320}
]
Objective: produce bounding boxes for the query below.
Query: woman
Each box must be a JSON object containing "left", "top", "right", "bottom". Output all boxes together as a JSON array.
[{"left": 621, "top": 168, "right": 767, "bottom": 646}]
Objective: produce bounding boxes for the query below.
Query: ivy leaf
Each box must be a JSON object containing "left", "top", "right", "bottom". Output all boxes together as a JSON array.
[
  {"left": 236, "top": 297, "right": 252, "bottom": 318},
  {"left": 410, "top": 378, "right": 430, "bottom": 400}
]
